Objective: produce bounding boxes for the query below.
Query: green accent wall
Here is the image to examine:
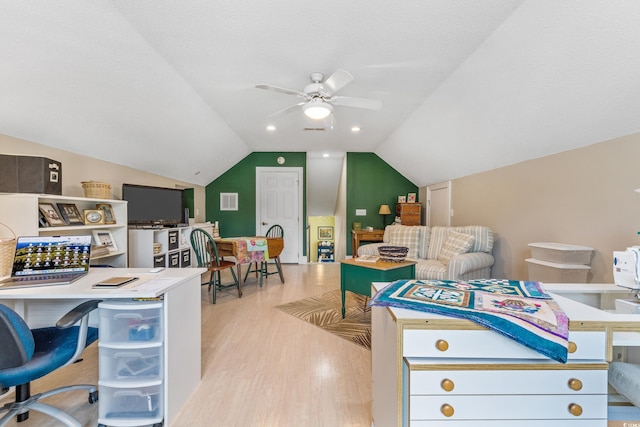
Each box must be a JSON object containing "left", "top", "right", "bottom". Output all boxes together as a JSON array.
[
  {"left": 183, "top": 188, "right": 194, "bottom": 218},
  {"left": 206, "top": 152, "right": 307, "bottom": 253},
  {"left": 346, "top": 152, "right": 418, "bottom": 255}
]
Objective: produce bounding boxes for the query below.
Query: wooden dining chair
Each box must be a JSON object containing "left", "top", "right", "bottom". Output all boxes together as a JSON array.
[
  {"left": 190, "top": 228, "right": 240, "bottom": 303},
  {"left": 244, "top": 224, "right": 285, "bottom": 284}
]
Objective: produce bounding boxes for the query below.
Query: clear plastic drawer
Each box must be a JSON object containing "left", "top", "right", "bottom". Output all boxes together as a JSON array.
[
  {"left": 99, "top": 345, "right": 163, "bottom": 382},
  {"left": 98, "top": 383, "right": 163, "bottom": 422},
  {"left": 99, "top": 301, "right": 163, "bottom": 344}
]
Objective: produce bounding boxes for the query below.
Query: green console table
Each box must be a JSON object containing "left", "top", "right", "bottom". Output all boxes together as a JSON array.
[{"left": 340, "top": 258, "right": 416, "bottom": 318}]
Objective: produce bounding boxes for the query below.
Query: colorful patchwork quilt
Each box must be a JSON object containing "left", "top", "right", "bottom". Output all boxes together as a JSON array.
[{"left": 368, "top": 279, "right": 569, "bottom": 362}]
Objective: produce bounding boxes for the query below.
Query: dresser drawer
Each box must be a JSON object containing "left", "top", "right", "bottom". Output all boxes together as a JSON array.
[
  {"left": 407, "top": 366, "right": 608, "bottom": 395},
  {"left": 403, "top": 329, "right": 606, "bottom": 361},
  {"left": 409, "top": 394, "right": 607, "bottom": 421},
  {"left": 409, "top": 420, "right": 606, "bottom": 426}
]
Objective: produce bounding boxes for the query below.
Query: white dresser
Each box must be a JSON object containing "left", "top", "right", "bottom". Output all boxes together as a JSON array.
[{"left": 371, "top": 283, "right": 640, "bottom": 426}]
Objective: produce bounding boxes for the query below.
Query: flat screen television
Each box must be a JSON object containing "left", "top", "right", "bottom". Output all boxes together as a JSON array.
[{"left": 122, "top": 183, "right": 185, "bottom": 227}]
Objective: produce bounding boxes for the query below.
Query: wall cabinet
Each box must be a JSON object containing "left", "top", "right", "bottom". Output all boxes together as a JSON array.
[
  {"left": 128, "top": 227, "right": 193, "bottom": 268},
  {"left": 396, "top": 203, "right": 421, "bottom": 225},
  {"left": 0, "top": 193, "right": 128, "bottom": 268}
]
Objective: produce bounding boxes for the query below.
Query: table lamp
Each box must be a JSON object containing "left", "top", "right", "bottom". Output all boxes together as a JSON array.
[{"left": 378, "top": 204, "right": 391, "bottom": 228}]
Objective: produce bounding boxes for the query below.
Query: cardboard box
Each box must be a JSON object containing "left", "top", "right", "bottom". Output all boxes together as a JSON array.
[{"left": 0, "top": 155, "right": 62, "bottom": 195}]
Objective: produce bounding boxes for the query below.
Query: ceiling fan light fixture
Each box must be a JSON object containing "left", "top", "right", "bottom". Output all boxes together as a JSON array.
[{"left": 303, "top": 100, "right": 332, "bottom": 120}]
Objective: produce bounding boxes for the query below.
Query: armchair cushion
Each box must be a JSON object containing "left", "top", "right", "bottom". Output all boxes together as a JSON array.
[
  {"left": 437, "top": 231, "right": 476, "bottom": 265},
  {"left": 387, "top": 225, "right": 423, "bottom": 259}
]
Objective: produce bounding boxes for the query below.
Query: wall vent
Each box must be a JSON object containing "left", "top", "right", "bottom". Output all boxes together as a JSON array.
[
  {"left": 303, "top": 127, "right": 326, "bottom": 131},
  {"left": 220, "top": 192, "right": 238, "bottom": 211}
]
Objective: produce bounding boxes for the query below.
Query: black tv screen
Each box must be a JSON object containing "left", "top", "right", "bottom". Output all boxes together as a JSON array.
[{"left": 122, "top": 184, "right": 185, "bottom": 226}]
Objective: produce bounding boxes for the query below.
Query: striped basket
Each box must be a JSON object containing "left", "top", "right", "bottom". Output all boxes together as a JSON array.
[
  {"left": 81, "top": 181, "right": 112, "bottom": 199},
  {"left": 0, "top": 223, "right": 16, "bottom": 277}
]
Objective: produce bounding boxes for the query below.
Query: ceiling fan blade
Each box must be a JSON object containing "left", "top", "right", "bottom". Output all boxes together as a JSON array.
[
  {"left": 331, "top": 96, "right": 382, "bottom": 110},
  {"left": 267, "top": 102, "right": 306, "bottom": 118},
  {"left": 256, "top": 84, "right": 306, "bottom": 98},
  {"left": 322, "top": 69, "right": 354, "bottom": 95}
]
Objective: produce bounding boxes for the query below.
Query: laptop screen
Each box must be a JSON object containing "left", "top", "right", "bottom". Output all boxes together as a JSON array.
[{"left": 11, "top": 235, "right": 92, "bottom": 277}]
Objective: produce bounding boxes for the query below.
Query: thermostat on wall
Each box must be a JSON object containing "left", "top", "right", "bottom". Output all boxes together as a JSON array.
[{"left": 277, "top": 156, "right": 285, "bottom": 165}]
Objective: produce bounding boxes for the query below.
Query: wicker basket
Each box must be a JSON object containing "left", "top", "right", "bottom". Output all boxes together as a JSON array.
[
  {"left": 0, "top": 223, "right": 16, "bottom": 277},
  {"left": 82, "top": 181, "right": 111, "bottom": 199}
]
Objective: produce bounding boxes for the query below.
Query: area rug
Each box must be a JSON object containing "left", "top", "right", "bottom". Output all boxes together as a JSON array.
[{"left": 276, "top": 289, "right": 371, "bottom": 350}]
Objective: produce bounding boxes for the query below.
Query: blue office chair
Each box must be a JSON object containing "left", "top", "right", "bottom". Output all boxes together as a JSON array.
[{"left": 0, "top": 300, "right": 100, "bottom": 427}]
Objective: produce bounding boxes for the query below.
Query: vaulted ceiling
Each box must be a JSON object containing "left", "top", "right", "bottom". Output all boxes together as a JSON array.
[{"left": 1, "top": 1, "right": 639, "bottom": 187}]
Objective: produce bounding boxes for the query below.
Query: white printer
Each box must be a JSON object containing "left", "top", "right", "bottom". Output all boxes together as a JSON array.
[{"left": 613, "top": 246, "right": 640, "bottom": 290}]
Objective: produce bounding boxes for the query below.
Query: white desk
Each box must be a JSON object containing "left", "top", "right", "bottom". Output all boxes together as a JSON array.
[
  {"left": 0, "top": 267, "right": 205, "bottom": 426},
  {"left": 371, "top": 282, "right": 640, "bottom": 426}
]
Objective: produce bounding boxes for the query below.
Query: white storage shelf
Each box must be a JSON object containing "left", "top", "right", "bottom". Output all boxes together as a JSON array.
[
  {"left": 528, "top": 242, "right": 593, "bottom": 265},
  {"left": 128, "top": 226, "right": 193, "bottom": 268},
  {"left": 0, "top": 193, "right": 128, "bottom": 269},
  {"left": 98, "top": 300, "right": 165, "bottom": 427}
]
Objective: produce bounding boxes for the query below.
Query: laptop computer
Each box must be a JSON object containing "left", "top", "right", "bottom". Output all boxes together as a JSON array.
[{"left": 0, "top": 235, "right": 92, "bottom": 289}]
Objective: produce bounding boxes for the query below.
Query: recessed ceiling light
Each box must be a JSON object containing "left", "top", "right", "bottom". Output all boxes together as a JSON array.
[
  {"left": 266, "top": 125, "right": 276, "bottom": 131},
  {"left": 322, "top": 153, "right": 329, "bottom": 158},
  {"left": 351, "top": 126, "right": 361, "bottom": 132}
]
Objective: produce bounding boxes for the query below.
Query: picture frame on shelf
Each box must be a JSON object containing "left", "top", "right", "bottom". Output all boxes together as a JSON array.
[
  {"left": 92, "top": 230, "right": 118, "bottom": 253},
  {"left": 407, "top": 193, "right": 416, "bottom": 203},
  {"left": 83, "top": 209, "right": 105, "bottom": 225},
  {"left": 38, "top": 203, "right": 66, "bottom": 227},
  {"left": 56, "top": 203, "right": 85, "bottom": 226},
  {"left": 398, "top": 195, "right": 406, "bottom": 203},
  {"left": 352, "top": 222, "right": 362, "bottom": 231},
  {"left": 96, "top": 203, "right": 116, "bottom": 224},
  {"left": 318, "top": 226, "right": 334, "bottom": 240}
]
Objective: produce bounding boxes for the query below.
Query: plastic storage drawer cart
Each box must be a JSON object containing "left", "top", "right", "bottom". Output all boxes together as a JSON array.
[{"left": 98, "top": 300, "right": 164, "bottom": 427}]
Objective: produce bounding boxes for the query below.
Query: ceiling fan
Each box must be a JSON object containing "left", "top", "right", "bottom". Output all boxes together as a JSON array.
[{"left": 255, "top": 69, "right": 382, "bottom": 120}]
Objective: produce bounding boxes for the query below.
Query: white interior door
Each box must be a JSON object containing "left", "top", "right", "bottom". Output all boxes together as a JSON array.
[
  {"left": 256, "top": 167, "right": 302, "bottom": 263},
  {"left": 427, "top": 181, "right": 451, "bottom": 227}
]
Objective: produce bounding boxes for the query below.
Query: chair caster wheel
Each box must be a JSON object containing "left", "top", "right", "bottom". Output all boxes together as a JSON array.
[{"left": 88, "top": 390, "right": 99, "bottom": 404}]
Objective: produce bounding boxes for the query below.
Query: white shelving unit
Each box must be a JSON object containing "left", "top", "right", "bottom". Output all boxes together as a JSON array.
[
  {"left": 128, "top": 226, "right": 192, "bottom": 268},
  {"left": 0, "top": 193, "right": 128, "bottom": 268}
]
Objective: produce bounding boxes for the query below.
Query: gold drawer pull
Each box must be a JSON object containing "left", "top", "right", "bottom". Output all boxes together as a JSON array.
[
  {"left": 436, "top": 339, "right": 449, "bottom": 352},
  {"left": 568, "top": 378, "right": 583, "bottom": 391},
  {"left": 441, "top": 404, "right": 454, "bottom": 417},
  {"left": 568, "top": 403, "right": 583, "bottom": 416},
  {"left": 568, "top": 341, "right": 577, "bottom": 353},
  {"left": 440, "top": 379, "right": 455, "bottom": 392}
]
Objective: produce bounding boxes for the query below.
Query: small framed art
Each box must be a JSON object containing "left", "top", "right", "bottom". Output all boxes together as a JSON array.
[
  {"left": 318, "top": 226, "right": 334, "bottom": 240},
  {"left": 407, "top": 193, "right": 416, "bottom": 203},
  {"left": 96, "top": 203, "right": 116, "bottom": 224},
  {"left": 83, "top": 209, "right": 105, "bottom": 225},
  {"left": 38, "top": 203, "right": 66, "bottom": 227},
  {"left": 398, "top": 195, "right": 406, "bottom": 203},
  {"left": 57, "top": 203, "right": 85, "bottom": 226},
  {"left": 92, "top": 230, "right": 118, "bottom": 252}
]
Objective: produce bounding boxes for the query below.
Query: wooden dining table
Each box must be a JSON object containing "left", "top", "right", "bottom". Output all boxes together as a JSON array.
[{"left": 215, "top": 236, "right": 284, "bottom": 286}]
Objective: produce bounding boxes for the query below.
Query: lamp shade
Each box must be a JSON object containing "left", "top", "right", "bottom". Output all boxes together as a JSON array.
[
  {"left": 378, "top": 204, "right": 391, "bottom": 215},
  {"left": 303, "top": 100, "right": 332, "bottom": 120}
]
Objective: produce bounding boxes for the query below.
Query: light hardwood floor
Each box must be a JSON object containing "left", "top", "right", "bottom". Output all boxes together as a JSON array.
[{"left": 1, "top": 263, "right": 372, "bottom": 426}]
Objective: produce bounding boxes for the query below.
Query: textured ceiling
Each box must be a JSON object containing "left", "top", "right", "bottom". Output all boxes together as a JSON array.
[{"left": 1, "top": 1, "right": 639, "bottom": 187}]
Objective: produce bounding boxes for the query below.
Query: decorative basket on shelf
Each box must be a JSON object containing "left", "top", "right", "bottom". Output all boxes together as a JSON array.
[
  {"left": 378, "top": 246, "right": 409, "bottom": 263},
  {"left": 81, "top": 181, "right": 111, "bottom": 199},
  {"left": 0, "top": 223, "right": 17, "bottom": 277}
]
